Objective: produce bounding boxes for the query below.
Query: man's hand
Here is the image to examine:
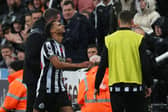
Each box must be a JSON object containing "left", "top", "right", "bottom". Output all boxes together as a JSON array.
[
  {"left": 94, "top": 89, "right": 99, "bottom": 100},
  {"left": 145, "top": 88, "right": 152, "bottom": 98},
  {"left": 4, "top": 32, "right": 23, "bottom": 43},
  {"left": 78, "top": 61, "right": 93, "bottom": 68}
]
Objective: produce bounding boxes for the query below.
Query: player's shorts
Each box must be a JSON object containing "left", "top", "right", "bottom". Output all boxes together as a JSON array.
[{"left": 34, "top": 91, "right": 72, "bottom": 112}]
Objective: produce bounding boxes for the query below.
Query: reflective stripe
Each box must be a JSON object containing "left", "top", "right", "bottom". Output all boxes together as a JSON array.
[
  {"left": 7, "top": 93, "right": 26, "bottom": 100},
  {"left": 16, "top": 78, "right": 22, "bottom": 82},
  {"left": 85, "top": 98, "right": 111, "bottom": 103},
  {"left": 83, "top": 77, "right": 88, "bottom": 91},
  {"left": 2, "top": 107, "right": 26, "bottom": 112},
  {"left": 83, "top": 77, "right": 110, "bottom": 103},
  {"left": 16, "top": 79, "right": 27, "bottom": 89},
  {"left": 23, "top": 84, "right": 27, "bottom": 89},
  {"left": 2, "top": 106, "right": 9, "bottom": 112}
]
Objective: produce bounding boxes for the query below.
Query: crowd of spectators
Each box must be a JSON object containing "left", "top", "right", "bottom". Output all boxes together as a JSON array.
[
  {"left": 0, "top": 0, "right": 168, "bottom": 111},
  {"left": 0, "top": 0, "right": 167, "bottom": 66}
]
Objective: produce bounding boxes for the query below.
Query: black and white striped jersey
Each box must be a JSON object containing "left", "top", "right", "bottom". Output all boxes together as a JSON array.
[{"left": 36, "top": 39, "right": 66, "bottom": 95}]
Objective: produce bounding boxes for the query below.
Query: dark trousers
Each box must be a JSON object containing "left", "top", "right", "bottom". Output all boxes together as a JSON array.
[
  {"left": 110, "top": 92, "right": 145, "bottom": 112},
  {"left": 26, "top": 84, "right": 36, "bottom": 112}
]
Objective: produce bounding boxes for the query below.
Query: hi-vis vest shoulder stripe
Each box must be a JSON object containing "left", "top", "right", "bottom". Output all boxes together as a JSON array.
[
  {"left": 2, "top": 106, "right": 26, "bottom": 112},
  {"left": 16, "top": 78, "right": 27, "bottom": 89},
  {"left": 6, "top": 78, "right": 27, "bottom": 101},
  {"left": 6, "top": 93, "right": 26, "bottom": 100}
]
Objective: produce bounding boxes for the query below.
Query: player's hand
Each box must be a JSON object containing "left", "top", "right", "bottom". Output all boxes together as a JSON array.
[{"left": 78, "top": 61, "right": 93, "bottom": 68}]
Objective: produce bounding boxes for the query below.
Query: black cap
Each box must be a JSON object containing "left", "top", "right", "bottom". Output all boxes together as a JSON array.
[{"left": 9, "top": 60, "right": 24, "bottom": 71}]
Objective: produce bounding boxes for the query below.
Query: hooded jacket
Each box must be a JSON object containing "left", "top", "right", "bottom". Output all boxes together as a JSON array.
[
  {"left": 133, "top": 0, "right": 160, "bottom": 34},
  {"left": 0, "top": 70, "right": 27, "bottom": 112}
]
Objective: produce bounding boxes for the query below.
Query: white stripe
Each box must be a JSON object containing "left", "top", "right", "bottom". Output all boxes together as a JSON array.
[
  {"left": 54, "top": 70, "right": 59, "bottom": 93},
  {"left": 94, "top": 10, "right": 98, "bottom": 29},
  {"left": 55, "top": 42, "right": 62, "bottom": 56},
  {"left": 46, "top": 64, "right": 52, "bottom": 93},
  {"left": 36, "top": 49, "right": 45, "bottom": 96},
  {"left": 49, "top": 0, "right": 53, "bottom": 8},
  {"left": 60, "top": 71, "right": 66, "bottom": 91}
]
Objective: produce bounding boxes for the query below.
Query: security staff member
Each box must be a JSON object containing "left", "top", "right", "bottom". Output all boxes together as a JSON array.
[
  {"left": 78, "top": 66, "right": 112, "bottom": 112},
  {"left": 94, "top": 10, "right": 153, "bottom": 112},
  {"left": 0, "top": 61, "right": 26, "bottom": 112}
]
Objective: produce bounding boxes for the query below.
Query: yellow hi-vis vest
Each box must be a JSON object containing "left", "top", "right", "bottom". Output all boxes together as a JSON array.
[{"left": 105, "top": 29, "right": 143, "bottom": 86}]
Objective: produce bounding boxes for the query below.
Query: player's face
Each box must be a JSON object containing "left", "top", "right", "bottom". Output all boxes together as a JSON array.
[{"left": 51, "top": 21, "right": 65, "bottom": 34}]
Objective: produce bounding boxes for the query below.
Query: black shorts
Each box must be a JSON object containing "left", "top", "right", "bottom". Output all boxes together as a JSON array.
[{"left": 34, "top": 92, "right": 72, "bottom": 112}]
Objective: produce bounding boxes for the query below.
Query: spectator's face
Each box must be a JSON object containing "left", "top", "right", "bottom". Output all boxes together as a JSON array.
[
  {"left": 25, "top": 15, "right": 33, "bottom": 28},
  {"left": 140, "top": 0, "right": 146, "bottom": 10},
  {"left": 155, "top": 26, "right": 162, "bottom": 36},
  {"left": 17, "top": 51, "right": 25, "bottom": 60},
  {"left": 27, "top": 2, "right": 34, "bottom": 11},
  {"left": 87, "top": 47, "right": 98, "bottom": 58},
  {"left": 13, "top": 22, "right": 22, "bottom": 33},
  {"left": 61, "top": 0, "right": 72, "bottom": 8},
  {"left": 63, "top": 4, "right": 75, "bottom": 21},
  {"left": 1, "top": 48, "right": 12, "bottom": 59},
  {"left": 15, "top": 0, "right": 21, "bottom": 7},
  {"left": 33, "top": 0, "right": 41, "bottom": 9},
  {"left": 7, "top": 0, "right": 15, "bottom": 7},
  {"left": 32, "top": 12, "right": 42, "bottom": 24}
]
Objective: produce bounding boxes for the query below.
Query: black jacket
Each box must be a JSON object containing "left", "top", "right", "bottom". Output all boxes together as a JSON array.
[
  {"left": 63, "top": 12, "right": 96, "bottom": 63},
  {"left": 147, "top": 35, "right": 168, "bottom": 81},
  {"left": 89, "top": 3, "right": 118, "bottom": 53},
  {"left": 23, "top": 17, "right": 46, "bottom": 86}
]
